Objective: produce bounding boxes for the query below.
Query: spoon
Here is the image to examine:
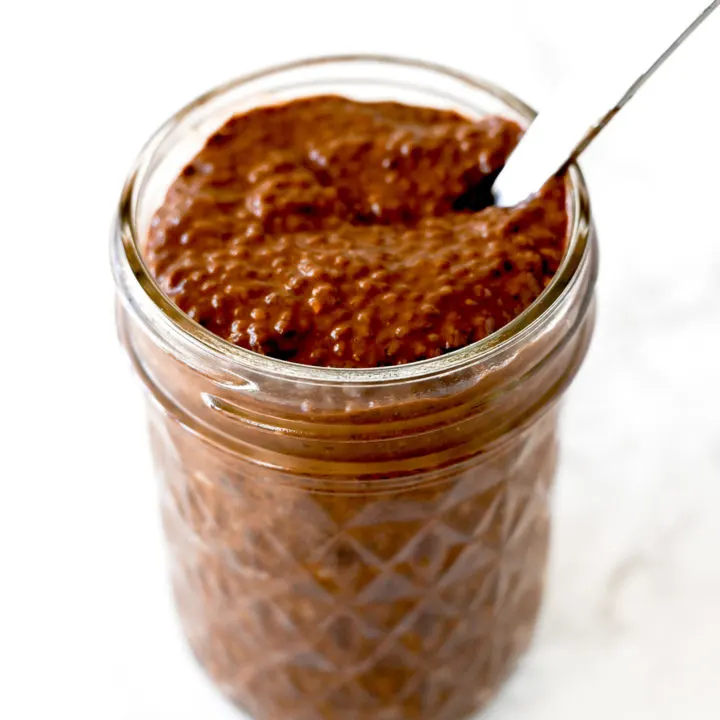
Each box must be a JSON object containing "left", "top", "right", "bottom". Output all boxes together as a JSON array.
[{"left": 492, "top": 0, "right": 720, "bottom": 207}]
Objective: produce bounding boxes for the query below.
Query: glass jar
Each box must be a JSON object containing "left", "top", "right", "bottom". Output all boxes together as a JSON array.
[{"left": 111, "top": 56, "right": 597, "bottom": 720}]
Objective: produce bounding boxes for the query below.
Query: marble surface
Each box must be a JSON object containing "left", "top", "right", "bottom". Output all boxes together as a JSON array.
[{"left": 2, "top": 1, "right": 719, "bottom": 718}]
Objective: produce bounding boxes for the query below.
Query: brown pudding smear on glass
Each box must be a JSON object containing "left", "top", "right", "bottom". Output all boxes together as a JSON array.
[{"left": 144, "top": 96, "right": 567, "bottom": 367}]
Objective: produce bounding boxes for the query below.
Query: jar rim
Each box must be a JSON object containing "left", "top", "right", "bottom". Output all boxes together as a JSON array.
[{"left": 112, "top": 53, "right": 593, "bottom": 385}]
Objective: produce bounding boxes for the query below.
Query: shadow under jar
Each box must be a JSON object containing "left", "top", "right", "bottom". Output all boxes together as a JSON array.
[{"left": 112, "top": 56, "right": 598, "bottom": 720}]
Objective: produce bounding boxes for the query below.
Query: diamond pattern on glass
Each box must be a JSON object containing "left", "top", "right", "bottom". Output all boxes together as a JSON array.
[{"left": 154, "top": 404, "right": 557, "bottom": 719}]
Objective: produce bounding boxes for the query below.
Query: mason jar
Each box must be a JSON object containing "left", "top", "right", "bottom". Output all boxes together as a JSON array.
[{"left": 111, "top": 55, "right": 598, "bottom": 720}]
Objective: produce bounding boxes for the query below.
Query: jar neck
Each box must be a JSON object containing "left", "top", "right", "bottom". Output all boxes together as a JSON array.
[{"left": 117, "top": 224, "right": 596, "bottom": 478}]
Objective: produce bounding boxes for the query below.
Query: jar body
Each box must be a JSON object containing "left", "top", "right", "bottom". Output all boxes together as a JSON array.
[
  {"left": 150, "top": 398, "right": 559, "bottom": 720},
  {"left": 113, "top": 57, "right": 598, "bottom": 720}
]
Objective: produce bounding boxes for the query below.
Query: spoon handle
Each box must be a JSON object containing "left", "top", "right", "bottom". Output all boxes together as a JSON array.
[
  {"left": 493, "top": 0, "right": 720, "bottom": 207},
  {"left": 571, "top": 0, "right": 720, "bottom": 160}
]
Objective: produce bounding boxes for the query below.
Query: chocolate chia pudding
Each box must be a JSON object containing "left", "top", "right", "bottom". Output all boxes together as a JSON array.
[
  {"left": 112, "top": 57, "right": 597, "bottom": 720},
  {"left": 144, "top": 96, "right": 566, "bottom": 368}
]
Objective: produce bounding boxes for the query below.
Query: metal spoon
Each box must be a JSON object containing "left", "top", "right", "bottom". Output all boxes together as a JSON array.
[{"left": 492, "top": 0, "right": 720, "bottom": 207}]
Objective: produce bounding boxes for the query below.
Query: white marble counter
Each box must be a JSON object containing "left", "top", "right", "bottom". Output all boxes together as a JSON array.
[{"left": 2, "top": 1, "right": 719, "bottom": 718}]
